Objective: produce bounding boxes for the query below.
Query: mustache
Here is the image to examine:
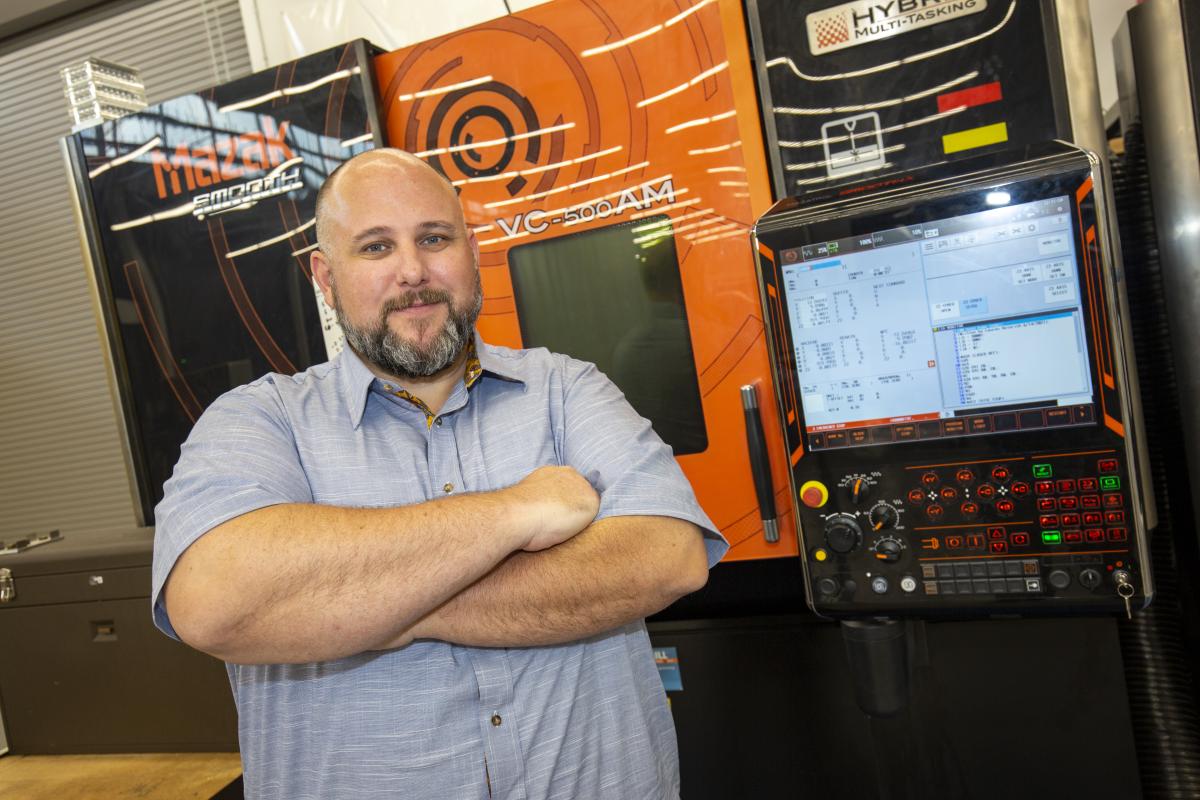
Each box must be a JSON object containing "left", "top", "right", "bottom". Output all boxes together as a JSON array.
[{"left": 380, "top": 288, "right": 454, "bottom": 315}]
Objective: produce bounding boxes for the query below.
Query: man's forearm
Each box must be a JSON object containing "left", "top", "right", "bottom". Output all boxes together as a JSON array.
[
  {"left": 164, "top": 466, "right": 598, "bottom": 664},
  {"left": 406, "top": 516, "right": 710, "bottom": 648}
]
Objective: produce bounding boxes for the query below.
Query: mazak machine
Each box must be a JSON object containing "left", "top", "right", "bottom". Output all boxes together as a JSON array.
[{"left": 753, "top": 142, "right": 1154, "bottom": 620}]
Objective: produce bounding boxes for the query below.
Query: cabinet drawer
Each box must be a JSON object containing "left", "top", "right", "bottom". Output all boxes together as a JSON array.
[{"left": 0, "top": 565, "right": 150, "bottom": 608}]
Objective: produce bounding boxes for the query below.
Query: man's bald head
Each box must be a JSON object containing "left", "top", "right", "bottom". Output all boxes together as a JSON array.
[{"left": 314, "top": 148, "right": 460, "bottom": 254}]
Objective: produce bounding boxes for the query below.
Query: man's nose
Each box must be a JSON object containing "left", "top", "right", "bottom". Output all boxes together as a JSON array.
[{"left": 390, "top": 247, "right": 429, "bottom": 286}]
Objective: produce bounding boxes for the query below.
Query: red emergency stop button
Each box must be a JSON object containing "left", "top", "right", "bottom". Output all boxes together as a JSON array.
[{"left": 799, "top": 480, "right": 829, "bottom": 509}]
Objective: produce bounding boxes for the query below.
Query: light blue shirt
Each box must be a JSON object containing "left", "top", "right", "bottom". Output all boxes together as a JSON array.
[{"left": 152, "top": 337, "right": 726, "bottom": 800}]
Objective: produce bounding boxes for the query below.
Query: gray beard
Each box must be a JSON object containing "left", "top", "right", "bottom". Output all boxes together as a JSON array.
[{"left": 333, "top": 273, "right": 483, "bottom": 379}]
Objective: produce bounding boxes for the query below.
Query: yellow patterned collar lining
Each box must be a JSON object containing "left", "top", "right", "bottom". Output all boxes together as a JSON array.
[{"left": 388, "top": 342, "right": 483, "bottom": 428}]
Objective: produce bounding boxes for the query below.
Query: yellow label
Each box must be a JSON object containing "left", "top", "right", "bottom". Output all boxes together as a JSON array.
[{"left": 942, "top": 122, "right": 1009, "bottom": 155}]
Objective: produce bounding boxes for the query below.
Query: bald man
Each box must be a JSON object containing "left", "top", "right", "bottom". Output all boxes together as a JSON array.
[{"left": 151, "top": 149, "right": 727, "bottom": 800}]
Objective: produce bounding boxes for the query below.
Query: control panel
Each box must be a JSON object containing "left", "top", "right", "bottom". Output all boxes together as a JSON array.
[{"left": 753, "top": 144, "right": 1153, "bottom": 619}]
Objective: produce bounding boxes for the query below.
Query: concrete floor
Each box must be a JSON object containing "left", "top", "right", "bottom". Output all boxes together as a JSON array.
[{"left": 0, "top": 753, "right": 242, "bottom": 799}]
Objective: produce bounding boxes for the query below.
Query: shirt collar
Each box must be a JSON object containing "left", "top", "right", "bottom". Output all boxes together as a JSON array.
[{"left": 337, "top": 333, "right": 526, "bottom": 429}]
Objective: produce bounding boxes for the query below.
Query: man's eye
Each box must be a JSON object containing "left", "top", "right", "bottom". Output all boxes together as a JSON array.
[
  {"left": 362, "top": 242, "right": 389, "bottom": 254},
  {"left": 422, "top": 235, "right": 448, "bottom": 246}
]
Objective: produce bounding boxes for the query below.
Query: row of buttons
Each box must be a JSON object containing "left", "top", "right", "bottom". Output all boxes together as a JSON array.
[
  {"left": 1031, "top": 458, "right": 1120, "bottom": 479},
  {"left": 1043, "top": 528, "right": 1128, "bottom": 544},
  {"left": 921, "top": 498, "right": 1015, "bottom": 521},
  {"left": 919, "top": 559, "right": 1042, "bottom": 596},
  {"left": 924, "top": 577, "right": 1043, "bottom": 595},
  {"left": 1036, "top": 494, "right": 1124, "bottom": 511},
  {"left": 912, "top": 482, "right": 1031, "bottom": 503},
  {"left": 922, "top": 465, "right": 1015, "bottom": 487},
  {"left": 1039, "top": 511, "right": 1126, "bottom": 528},
  {"left": 808, "top": 406, "right": 1091, "bottom": 451},
  {"left": 1035, "top": 476, "right": 1121, "bottom": 494},
  {"left": 922, "top": 559, "right": 1039, "bottom": 580}
]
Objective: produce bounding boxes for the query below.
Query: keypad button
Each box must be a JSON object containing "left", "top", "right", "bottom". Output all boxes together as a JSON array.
[
  {"left": 955, "top": 468, "right": 975, "bottom": 484},
  {"left": 1079, "top": 478, "right": 1099, "bottom": 492},
  {"left": 1038, "top": 498, "right": 1057, "bottom": 512},
  {"left": 939, "top": 486, "right": 959, "bottom": 502},
  {"left": 1010, "top": 481, "right": 1031, "bottom": 497},
  {"left": 1081, "top": 495, "right": 1101, "bottom": 509},
  {"left": 991, "top": 465, "right": 1012, "bottom": 483},
  {"left": 995, "top": 499, "right": 1015, "bottom": 517},
  {"left": 922, "top": 471, "right": 940, "bottom": 487},
  {"left": 1085, "top": 528, "right": 1105, "bottom": 543},
  {"left": 908, "top": 488, "right": 926, "bottom": 505},
  {"left": 1035, "top": 480, "right": 1054, "bottom": 495},
  {"left": 976, "top": 483, "right": 997, "bottom": 500},
  {"left": 1105, "top": 510, "right": 1126, "bottom": 525},
  {"left": 1083, "top": 511, "right": 1103, "bottom": 526},
  {"left": 1103, "top": 493, "right": 1125, "bottom": 508},
  {"left": 1039, "top": 514, "right": 1060, "bottom": 528},
  {"left": 1011, "top": 532, "right": 1030, "bottom": 546},
  {"left": 1058, "top": 496, "right": 1079, "bottom": 510},
  {"left": 1098, "top": 459, "right": 1119, "bottom": 473},
  {"left": 1108, "top": 528, "right": 1128, "bottom": 542},
  {"left": 1061, "top": 513, "right": 1080, "bottom": 527},
  {"left": 1064, "top": 530, "right": 1084, "bottom": 544},
  {"left": 1056, "top": 479, "right": 1077, "bottom": 493}
]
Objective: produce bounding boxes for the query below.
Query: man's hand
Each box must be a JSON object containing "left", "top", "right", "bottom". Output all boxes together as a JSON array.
[{"left": 508, "top": 466, "right": 600, "bottom": 551}]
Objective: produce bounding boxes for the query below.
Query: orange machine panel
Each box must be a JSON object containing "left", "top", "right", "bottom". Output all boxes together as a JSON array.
[{"left": 374, "top": 0, "right": 791, "bottom": 560}]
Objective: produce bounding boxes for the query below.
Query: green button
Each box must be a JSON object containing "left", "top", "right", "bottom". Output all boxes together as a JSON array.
[
  {"left": 1032, "top": 463, "right": 1053, "bottom": 478},
  {"left": 1100, "top": 476, "right": 1121, "bottom": 491},
  {"left": 1041, "top": 530, "right": 1062, "bottom": 545}
]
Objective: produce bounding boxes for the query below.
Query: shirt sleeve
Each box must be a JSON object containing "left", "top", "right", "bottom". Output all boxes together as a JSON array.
[
  {"left": 557, "top": 357, "right": 728, "bottom": 567},
  {"left": 151, "top": 381, "right": 314, "bottom": 639}
]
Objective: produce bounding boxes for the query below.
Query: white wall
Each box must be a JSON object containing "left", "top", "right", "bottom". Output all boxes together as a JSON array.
[{"left": 238, "top": 0, "right": 551, "bottom": 71}]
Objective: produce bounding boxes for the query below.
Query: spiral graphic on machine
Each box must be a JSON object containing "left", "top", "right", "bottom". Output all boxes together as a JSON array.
[
  {"left": 421, "top": 79, "right": 545, "bottom": 196},
  {"left": 381, "top": 14, "right": 633, "bottom": 202}
]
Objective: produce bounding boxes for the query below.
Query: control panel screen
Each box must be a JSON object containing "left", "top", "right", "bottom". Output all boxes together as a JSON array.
[{"left": 779, "top": 195, "right": 1095, "bottom": 450}]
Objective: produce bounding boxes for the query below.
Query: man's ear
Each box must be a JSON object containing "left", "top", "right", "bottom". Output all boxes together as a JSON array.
[
  {"left": 468, "top": 227, "right": 480, "bottom": 266},
  {"left": 311, "top": 248, "right": 336, "bottom": 308}
]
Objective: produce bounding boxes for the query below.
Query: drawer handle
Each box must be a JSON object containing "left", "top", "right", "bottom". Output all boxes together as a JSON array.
[{"left": 0, "top": 568, "right": 14, "bottom": 603}]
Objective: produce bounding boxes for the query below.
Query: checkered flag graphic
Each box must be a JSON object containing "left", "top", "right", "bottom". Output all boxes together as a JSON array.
[{"left": 813, "top": 13, "right": 850, "bottom": 49}]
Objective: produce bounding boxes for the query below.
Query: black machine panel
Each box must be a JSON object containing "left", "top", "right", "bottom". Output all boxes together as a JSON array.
[
  {"left": 66, "top": 42, "right": 383, "bottom": 524},
  {"left": 745, "top": 0, "right": 1068, "bottom": 198},
  {"left": 753, "top": 143, "right": 1153, "bottom": 618}
]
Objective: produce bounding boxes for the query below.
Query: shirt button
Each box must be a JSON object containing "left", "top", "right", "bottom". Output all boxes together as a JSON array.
[
  {"left": 443, "top": 482, "right": 454, "bottom": 494},
  {"left": 435, "top": 417, "right": 443, "bottom": 426},
  {"left": 491, "top": 713, "right": 502, "bottom": 727}
]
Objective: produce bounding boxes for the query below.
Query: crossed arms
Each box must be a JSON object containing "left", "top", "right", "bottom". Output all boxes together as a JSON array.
[{"left": 164, "top": 466, "right": 710, "bottom": 664}]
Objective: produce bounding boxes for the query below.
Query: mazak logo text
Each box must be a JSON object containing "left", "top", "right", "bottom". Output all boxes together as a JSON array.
[{"left": 151, "top": 117, "right": 294, "bottom": 199}]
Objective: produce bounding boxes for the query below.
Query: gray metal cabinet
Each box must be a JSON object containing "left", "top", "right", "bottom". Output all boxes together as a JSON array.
[{"left": 0, "top": 528, "right": 237, "bottom": 753}]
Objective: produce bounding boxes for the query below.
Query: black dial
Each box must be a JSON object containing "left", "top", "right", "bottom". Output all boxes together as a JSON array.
[
  {"left": 873, "top": 537, "right": 903, "bottom": 564},
  {"left": 824, "top": 515, "right": 862, "bottom": 554},
  {"left": 868, "top": 503, "right": 899, "bottom": 531}
]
